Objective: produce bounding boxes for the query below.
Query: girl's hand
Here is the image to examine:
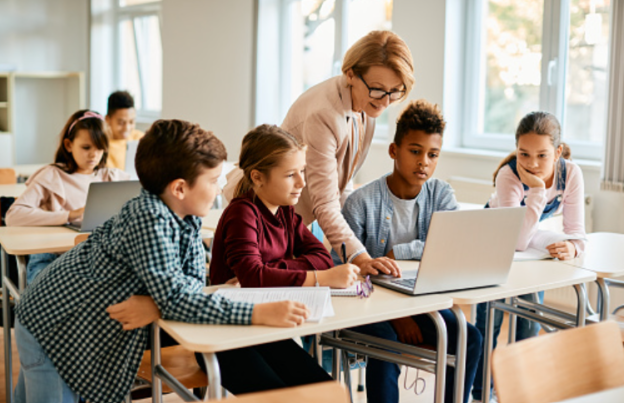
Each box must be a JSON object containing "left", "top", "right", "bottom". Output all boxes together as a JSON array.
[
  {"left": 353, "top": 253, "right": 402, "bottom": 277},
  {"left": 252, "top": 301, "right": 309, "bottom": 327},
  {"left": 106, "top": 295, "right": 161, "bottom": 330},
  {"left": 318, "top": 264, "right": 360, "bottom": 288},
  {"left": 517, "top": 163, "right": 545, "bottom": 189},
  {"left": 546, "top": 241, "right": 576, "bottom": 260},
  {"left": 225, "top": 277, "right": 240, "bottom": 286},
  {"left": 68, "top": 207, "right": 85, "bottom": 222},
  {"left": 390, "top": 317, "right": 423, "bottom": 345}
]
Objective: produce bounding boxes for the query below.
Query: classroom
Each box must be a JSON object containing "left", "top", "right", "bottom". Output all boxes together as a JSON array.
[{"left": 1, "top": 0, "right": 624, "bottom": 402}]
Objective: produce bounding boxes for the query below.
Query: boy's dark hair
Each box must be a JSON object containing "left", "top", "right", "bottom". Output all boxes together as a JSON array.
[
  {"left": 394, "top": 99, "right": 446, "bottom": 145},
  {"left": 136, "top": 119, "right": 227, "bottom": 195},
  {"left": 107, "top": 91, "right": 135, "bottom": 116}
]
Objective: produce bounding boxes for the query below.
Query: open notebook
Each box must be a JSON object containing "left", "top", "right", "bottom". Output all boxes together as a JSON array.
[
  {"left": 514, "top": 230, "right": 587, "bottom": 261},
  {"left": 214, "top": 287, "right": 334, "bottom": 322}
]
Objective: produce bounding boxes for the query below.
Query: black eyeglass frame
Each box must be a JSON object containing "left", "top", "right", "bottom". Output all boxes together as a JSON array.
[{"left": 358, "top": 75, "right": 406, "bottom": 101}]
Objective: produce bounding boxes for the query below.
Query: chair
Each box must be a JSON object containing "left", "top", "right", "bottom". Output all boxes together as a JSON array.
[
  {"left": 207, "top": 381, "right": 349, "bottom": 403},
  {"left": 492, "top": 320, "right": 624, "bottom": 403},
  {"left": 0, "top": 168, "right": 17, "bottom": 184}
]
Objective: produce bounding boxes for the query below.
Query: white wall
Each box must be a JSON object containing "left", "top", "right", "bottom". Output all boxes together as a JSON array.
[{"left": 161, "top": 0, "right": 256, "bottom": 161}]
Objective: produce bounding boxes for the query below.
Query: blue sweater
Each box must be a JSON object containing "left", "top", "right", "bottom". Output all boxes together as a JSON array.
[{"left": 334, "top": 174, "right": 458, "bottom": 263}]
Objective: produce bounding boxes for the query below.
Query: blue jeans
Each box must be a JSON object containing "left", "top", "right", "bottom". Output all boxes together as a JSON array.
[
  {"left": 26, "top": 253, "right": 58, "bottom": 285},
  {"left": 471, "top": 291, "right": 544, "bottom": 400},
  {"left": 352, "top": 309, "right": 483, "bottom": 403},
  {"left": 14, "top": 318, "right": 78, "bottom": 403}
]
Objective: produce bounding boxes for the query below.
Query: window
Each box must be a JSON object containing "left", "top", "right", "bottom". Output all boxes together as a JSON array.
[
  {"left": 463, "top": 0, "right": 611, "bottom": 160},
  {"left": 256, "top": 0, "right": 393, "bottom": 136}
]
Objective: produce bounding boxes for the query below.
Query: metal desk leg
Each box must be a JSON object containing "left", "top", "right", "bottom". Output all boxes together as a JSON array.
[
  {"left": 202, "top": 353, "right": 222, "bottom": 400},
  {"left": 151, "top": 323, "right": 163, "bottom": 403},
  {"left": 481, "top": 301, "right": 495, "bottom": 403},
  {"left": 451, "top": 305, "right": 467, "bottom": 403},
  {"left": 2, "top": 247, "right": 12, "bottom": 403},
  {"left": 427, "top": 311, "right": 447, "bottom": 403},
  {"left": 331, "top": 331, "right": 341, "bottom": 381},
  {"left": 574, "top": 284, "right": 588, "bottom": 326},
  {"left": 508, "top": 297, "right": 517, "bottom": 344},
  {"left": 595, "top": 279, "right": 609, "bottom": 321}
]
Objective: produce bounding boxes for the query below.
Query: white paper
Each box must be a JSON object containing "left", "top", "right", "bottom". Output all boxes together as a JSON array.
[
  {"left": 214, "top": 287, "right": 333, "bottom": 322},
  {"left": 513, "top": 230, "right": 587, "bottom": 261}
]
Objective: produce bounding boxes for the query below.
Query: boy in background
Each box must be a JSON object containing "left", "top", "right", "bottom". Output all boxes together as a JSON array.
[{"left": 105, "top": 90, "right": 144, "bottom": 170}]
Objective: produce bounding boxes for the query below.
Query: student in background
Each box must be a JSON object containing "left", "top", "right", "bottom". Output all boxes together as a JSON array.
[
  {"left": 471, "top": 111, "right": 586, "bottom": 402},
  {"left": 339, "top": 100, "right": 483, "bottom": 403},
  {"left": 13, "top": 119, "right": 309, "bottom": 403},
  {"left": 207, "top": 124, "right": 357, "bottom": 394},
  {"left": 6, "top": 109, "right": 129, "bottom": 284},
  {"left": 105, "top": 90, "right": 144, "bottom": 170}
]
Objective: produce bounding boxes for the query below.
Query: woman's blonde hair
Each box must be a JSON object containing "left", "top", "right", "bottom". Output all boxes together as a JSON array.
[
  {"left": 342, "top": 30, "right": 415, "bottom": 101},
  {"left": 234, "top": 124, "right": 307, "bottom": 198},
  {"left": 492, "top": 111, "right": 571, "bottom": 185}
]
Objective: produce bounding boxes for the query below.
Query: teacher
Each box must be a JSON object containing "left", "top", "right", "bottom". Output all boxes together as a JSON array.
[{"left": 281, "top": 30, "right": 414, "bottom": 276}]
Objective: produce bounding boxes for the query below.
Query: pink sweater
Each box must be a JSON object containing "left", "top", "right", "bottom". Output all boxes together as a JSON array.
[
  {"left": 488, "top": 160, "right": 586, "bottom": 255},
  {"left": 6, "top": 164, "right": 129, "bottom": 226}
]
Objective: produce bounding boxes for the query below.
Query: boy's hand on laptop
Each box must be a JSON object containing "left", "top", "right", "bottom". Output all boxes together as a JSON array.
[
  {"left": 318, "top": 264, "right": 360, "bottom": 288},
  {"left": 106, "top": 295, "right": 161, "bottom": 330},
  {"left": 68, "top": 207, "right": 85, "bottom": 222},
  {"left": 353, "top": 253, "right": 401, "bottom": 277},
  {"left": 390, "top": 317, "right": 423, "bottom": 345},
  {"left": 252, "top": 301, "right": 309, "bottom": 327},
  {"left": 546, "top": 241, "right": 576, "bottom": 260}
]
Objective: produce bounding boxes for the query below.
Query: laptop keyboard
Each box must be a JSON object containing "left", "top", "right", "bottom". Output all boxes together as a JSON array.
[{"left": 390, "top": 277, "right": 416, "bottom": 288}]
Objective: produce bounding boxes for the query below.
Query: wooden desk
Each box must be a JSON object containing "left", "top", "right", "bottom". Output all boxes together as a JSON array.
[
  {"left": 210, "top": 381, "right": 350, "bottom": 403},
  {"left": 563, "top": 232, "right": 624, "bottom": 320},
  {"left": 446, "top": 260, "right": 596, "bottom": 403},
  {"left": 202, "top": 208, "right": 224, "bottom": 232},
  {"left": 152, "top": 287, "right": 453, "bottom": 402},
  {"left": 0, "top": 184, "right": 26, "bottom": 198},
  {"left": 553, "top": 385, "right": 624, "bottom": 403}
]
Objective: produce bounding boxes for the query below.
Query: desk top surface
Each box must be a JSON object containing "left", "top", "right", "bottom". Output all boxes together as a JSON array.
[
  {"left": 553, "top": 385, "right": 624, "bottom": 403},
  {"left": 214, "top": 381, "right": 349, "bottom": 403},
  {"left": 0, "top": 184, "right": 27, "bottom": 198},
  {"left": 201, "top": 208, "right": 224, "bottom": 231},
  {"left": 447, "top": 260, "right": 596, "bottom": 305},
  {"left": 564, "top": 232, "right": 624, "bottom": 278},
  {"left": 158, "top": 286, "right": 452, "bottom": 353}
]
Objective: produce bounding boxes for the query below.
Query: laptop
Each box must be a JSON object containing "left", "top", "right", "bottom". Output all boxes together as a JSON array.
[
  {"left": 124, "top": 140, "right": 140, "bottom": 180},
  {"left": 66, "top": 181, "right": 142, "bottom": 232},
  {"left": 372, "top": 207, "right": 526, "bottom": 295}
]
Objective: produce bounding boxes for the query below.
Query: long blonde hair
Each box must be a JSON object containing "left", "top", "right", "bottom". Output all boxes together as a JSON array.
[
  {"left": 234, "top": 124, "right": 307, "bottom": 198},
  {"left": 342, "top": 30, "right": 415, "bottom": 101},
  {"left": 492, "top": 111, "right": 571, "bottom": 185}
]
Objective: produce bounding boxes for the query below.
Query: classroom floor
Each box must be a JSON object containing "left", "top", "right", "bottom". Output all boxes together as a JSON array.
[{"left": 0, "top": 306, "right": 513, "bottom": 403}]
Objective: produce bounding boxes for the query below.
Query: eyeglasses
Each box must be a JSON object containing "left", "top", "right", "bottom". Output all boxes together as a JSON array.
[
  {"left": 358, "top": 75, "right": 405, "bottom": 101},
  {"left": 356, "top": 275, "right": 374, "bottom": 299}
]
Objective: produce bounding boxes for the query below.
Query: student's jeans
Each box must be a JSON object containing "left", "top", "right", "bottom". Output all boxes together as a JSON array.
[
  {"left": 14, "top": 318, "right": 78, "bottom": 403},
  {"left": 471, "top": 291, "right": 544, "bottom": 401},
  {"left": 26, "top": 253, "right": 58, "bottom": 285},
  {"left": 351, "top": 309, "right": 483, "bottom": 403}
]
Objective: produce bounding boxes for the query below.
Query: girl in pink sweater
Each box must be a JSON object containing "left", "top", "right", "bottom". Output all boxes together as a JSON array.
[
  {"left": 6, "top": 109, "right": 128, "bottom": 283},
  {"left": 472, "top": 111, "right": 586, "bottom": 402}
]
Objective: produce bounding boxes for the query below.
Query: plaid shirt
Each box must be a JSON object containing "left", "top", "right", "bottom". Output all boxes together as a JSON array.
[{"left": 16, "top": 189, "right": 254, "bottom": 403}]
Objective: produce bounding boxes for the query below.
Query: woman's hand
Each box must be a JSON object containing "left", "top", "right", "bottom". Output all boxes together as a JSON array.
[
  {"left": 106, "top": 295, "right": 161, "bottom": 330},
  {"left": 517, "top": 163, "right": 545, "bottom": 189},
  {"left": 317, "top": 264, "right": 360, "bottom": 288},
  {"left": 353, "top": 252, "right": 401, "bottom": 277},
  {"left": 390, "top": 317, "right": 423, "bottom": 345},
  {"left": 546, "top": 241, "right": 576, "bottom": 260},
  {"left": 252, "top": 301, "right": 309, "bottom": 327},
  {"left": 68, "top": 207, "right": 85, "bottom": 222}
]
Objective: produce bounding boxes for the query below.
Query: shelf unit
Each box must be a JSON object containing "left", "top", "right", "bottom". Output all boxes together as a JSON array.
[{"left": 0, "top": 71, "right": 85, "bottom": 166}]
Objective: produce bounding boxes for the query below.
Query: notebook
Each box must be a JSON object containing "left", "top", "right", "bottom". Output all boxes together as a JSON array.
[
  {"left": 65, "top": 181, "right": 142, "bottom": 232},
  {"left": 513, "top": 230, "right": 587, "bottom": 261},
  {"left": 124, "top": 140, "right": 140, "bottom": 180},
  {"left": 372, "top": 207, "right": 526, "bottom": 296}
]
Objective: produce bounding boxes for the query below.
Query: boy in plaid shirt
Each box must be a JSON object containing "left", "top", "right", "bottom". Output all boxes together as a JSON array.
[{"left": 14, "top": 120, "right": 310, "bottom": 403}]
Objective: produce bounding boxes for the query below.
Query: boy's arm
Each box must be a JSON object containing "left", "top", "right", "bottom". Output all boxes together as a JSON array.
[
  {"left": 291, "top": 210, "right": 334, "bottom": 270},
  {"left": 341, "top": 195, "right": 368, "bottom": 262},
  {"left": 126, "top": 209, "right": 254, "bottom": 325}
]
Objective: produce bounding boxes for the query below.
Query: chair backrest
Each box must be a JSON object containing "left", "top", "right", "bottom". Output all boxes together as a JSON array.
[
  {"left": 492, "top": 320, "right": 624, "bottom": 403},
  {"left": 0, "top": 168, "right": 17, "bottom": 185},
  {"left": 74, "top": 233, "right": 89, "bottom": 245}
]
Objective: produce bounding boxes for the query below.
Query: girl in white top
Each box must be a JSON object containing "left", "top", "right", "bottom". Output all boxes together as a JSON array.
[
  {"left": 6, "top": 109, "right": 129, "bottom": 283},
  {"left": 472, "top": 111, "right": 586, "bottom": 402}
]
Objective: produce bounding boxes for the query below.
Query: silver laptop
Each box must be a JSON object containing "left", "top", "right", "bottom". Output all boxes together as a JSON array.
[
  {"left": 372, "top": 207, "right": 526, "bottom": 295},
  {"left": 66, "top": 181, "right": 142, "bottom": 232},
  {"left": 124, "top": 140, "right": 140, "bottom": 180}
]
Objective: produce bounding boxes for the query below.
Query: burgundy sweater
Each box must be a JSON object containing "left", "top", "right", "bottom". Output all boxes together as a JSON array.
[{"left": 210, "top": 191, "right": 333, "bottom": 287}]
